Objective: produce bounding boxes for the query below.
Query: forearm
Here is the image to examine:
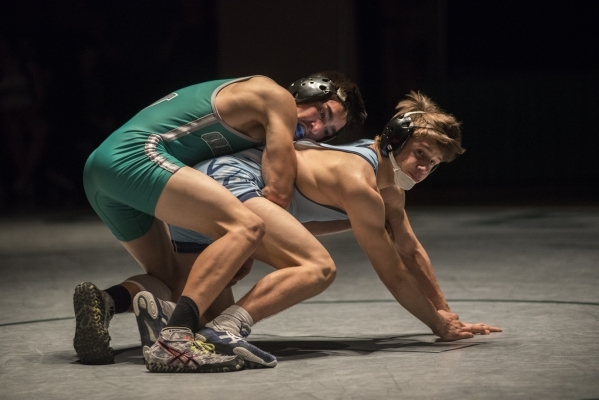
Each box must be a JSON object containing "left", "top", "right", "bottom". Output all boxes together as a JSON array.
[
  {"left": 380, "top": 269, "right": 444, "bottom": 334},
  {"left": 403, "top": 250, "right": 450, "bottom": 312},
  {"left": 347, "top": 186, "right": 443, "bottom": 334},
  {"left": 384, "top": 200, "right": 451, "bottom": 312},
  {"left": 360, "top": 235, "right": 444, "bottom": 333},
  {"left": 262, "top": 144, "right": 296, "bottom": 208}
]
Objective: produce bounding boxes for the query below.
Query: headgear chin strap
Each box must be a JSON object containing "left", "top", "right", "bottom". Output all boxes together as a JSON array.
[
  {"left": 287, "top": 76, "right": 347, "bottom": 104},
  {"left": 379, "top": 111, "right": 426, "bottom": 157}
]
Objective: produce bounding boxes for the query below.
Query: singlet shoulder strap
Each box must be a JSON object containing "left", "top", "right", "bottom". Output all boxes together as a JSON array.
[{"left": 294, "top": 139, "right": 378, "bottom": 173}]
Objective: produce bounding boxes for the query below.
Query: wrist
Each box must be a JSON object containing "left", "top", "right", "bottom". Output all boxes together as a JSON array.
[{"left": 430, "top": 311, "right": 446, "bottom": 335}]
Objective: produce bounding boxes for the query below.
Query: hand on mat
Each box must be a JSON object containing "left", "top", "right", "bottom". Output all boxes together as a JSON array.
[
  {"left": 226, "top": 258, "right": 254, "bottom": 288},
  {"left": 434, "top": 310, "right": 475, "bottom": 341},
  {"left": 460, "top": 322, "right": 502, "bottom": 335}
]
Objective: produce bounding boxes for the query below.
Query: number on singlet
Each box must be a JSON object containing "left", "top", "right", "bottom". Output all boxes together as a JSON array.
[{"left": 201, "top": 132, "right": 233, "bottom": 156}]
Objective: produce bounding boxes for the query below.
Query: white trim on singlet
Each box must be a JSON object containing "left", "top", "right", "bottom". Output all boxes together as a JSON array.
[
  {"left": 145, "top": 76, "right": 266, "bottom": 172},
  {"left": 144, "top": 134, "right": 180, "bottom": 173},
  {"left": 208, "top": 75, "right": 267, "bottom": 144}
]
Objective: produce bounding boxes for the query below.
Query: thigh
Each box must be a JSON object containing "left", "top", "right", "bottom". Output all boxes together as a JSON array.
[
  {"left": 86, "top": 188, "right": 156, "bottom": 242},
  {"left": 83, "top": 135, "right": 179, "bottom": 242},
  {"left": 155, "top": 166, "right": 260, "bottom": 239},
  {"left": 243, "top": 197, "right": 331, "bottom": 269},
  {"left": 120, "top": 219, "right": 179, "bottom": 285}
]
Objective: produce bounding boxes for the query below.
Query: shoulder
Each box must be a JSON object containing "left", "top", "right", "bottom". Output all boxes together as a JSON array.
[
  {"left": 216, "top": 76, "right": 296, "bottom": 124},
  {"left": 233, "top": 76, "right": 294, "bottom": 105},
  {"left": 325, "top": 149, "right": 379, "bottom": 198}
]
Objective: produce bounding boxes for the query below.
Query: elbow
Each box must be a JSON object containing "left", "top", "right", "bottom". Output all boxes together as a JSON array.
[
  {"left": 263, "top": 186, "right": 293, "bottom": 208},
  {"left": 266, "top": 192, "right": 291, "bottom": 209}
]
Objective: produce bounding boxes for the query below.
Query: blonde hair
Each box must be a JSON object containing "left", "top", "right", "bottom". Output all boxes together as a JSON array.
[{"left": 393, "top": 91, "right": 465, "bottom": 162}]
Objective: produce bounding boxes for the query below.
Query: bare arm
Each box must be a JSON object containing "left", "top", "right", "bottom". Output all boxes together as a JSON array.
[
  {"left": 380, "top": 186, "right": 450, "bottom": 311},
  {"left": 216, "top": 77, "right": 297, "bottom": 208},
  {"left": 260, "top": 87, "right": 297, "bottom": 208},
  {"left": 338, "top": 180, "right": 446, "bottom": 335},
  {"left": 380, "top": 186, "right": 502, "bottom": 336}
]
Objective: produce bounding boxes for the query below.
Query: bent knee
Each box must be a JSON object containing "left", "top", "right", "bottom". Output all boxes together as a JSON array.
[
  {"left": 321, "top": 259, "right": 337, "bottom": 285},
  {"left": 309, "top": 256, "right": 337, "bottom": 289},
  {"left": 231, "top": 213, "right": 265, "bottom": 245}
]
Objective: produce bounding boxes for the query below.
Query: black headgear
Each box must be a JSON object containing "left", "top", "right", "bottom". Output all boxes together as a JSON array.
[
  {"left": 379, "top": 112, "right": 427, "bottom": 157},
  {"left": 287, "top": 76, "right": 347, "bottom": 104}
]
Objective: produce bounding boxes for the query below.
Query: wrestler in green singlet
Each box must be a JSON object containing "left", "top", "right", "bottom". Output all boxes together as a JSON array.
[{"left": 83, "top": 76, "right": 263, "bottom": 241}]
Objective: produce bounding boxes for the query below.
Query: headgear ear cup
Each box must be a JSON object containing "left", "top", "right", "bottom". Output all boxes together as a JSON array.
[{"left": 379, "top": 111, "right": 427, "bottom": 157}]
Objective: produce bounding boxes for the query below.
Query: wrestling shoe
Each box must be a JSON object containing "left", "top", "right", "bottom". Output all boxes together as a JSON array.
[
  {"left": 73, "top": 282, "right": 115, "bottom": 364},
  {"left": 133, "top": 291, "right": 175, "bottom": 348},
  {"left": 196, "top": 325, "right": 277, "bottom": 368},
  {"left": 143, "top": 327, "right": 245, "bottom": 373}
]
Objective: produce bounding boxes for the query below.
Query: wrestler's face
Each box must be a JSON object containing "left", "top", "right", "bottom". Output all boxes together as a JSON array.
[
  {"left": 296, "top": 100, "right": 347, "bottom": 141},
  {"left": 395, "top": 138, "right": 443, "bottom": 183}
]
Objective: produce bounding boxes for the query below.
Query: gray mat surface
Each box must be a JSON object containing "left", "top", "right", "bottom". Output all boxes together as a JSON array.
[{"left": 1, "top": 207, "right": 598, "bottom": 399}]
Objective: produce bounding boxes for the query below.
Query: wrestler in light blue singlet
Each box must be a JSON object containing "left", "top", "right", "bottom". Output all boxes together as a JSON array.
[{"left": 169, "top": 139, "right": 378, "bottom": 252}]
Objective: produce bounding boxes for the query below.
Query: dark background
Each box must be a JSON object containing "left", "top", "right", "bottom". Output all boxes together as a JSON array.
[{"left": 1, "top": 0, "right": 597, "bottom": 214}]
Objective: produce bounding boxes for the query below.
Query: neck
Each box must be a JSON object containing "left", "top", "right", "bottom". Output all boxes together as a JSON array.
[{"left": 370, "top": 144, "right": 395, "bottom": 190}]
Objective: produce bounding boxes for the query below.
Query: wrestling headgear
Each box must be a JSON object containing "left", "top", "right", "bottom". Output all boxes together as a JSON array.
[
  {"left": 287, "top": 76, "right": 347, "bottom": 104},
  {"left": 379, "top": 111, "right": 426, "bottom": 157}
]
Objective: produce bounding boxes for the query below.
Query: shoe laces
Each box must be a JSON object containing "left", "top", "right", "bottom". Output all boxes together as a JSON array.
[
  {"left": 240, "top": 321, "right": 251, "bottom": 338},
  {"left": 191, "top": 340, "right": 216, "bottom": 354}
]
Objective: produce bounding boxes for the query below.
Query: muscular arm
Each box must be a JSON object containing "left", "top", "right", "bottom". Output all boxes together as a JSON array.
[
  {"left": 216, "top": 77, "right": 297, "bottom": 208},
  {"left": 259, "top": 86, "right": 297, "bottom": 208},
  {"left": 380, "top": 186, "right": 450, "bottom": 312},
  {"left": 338, "top": 179, "right": 444, "bottom": 335}
]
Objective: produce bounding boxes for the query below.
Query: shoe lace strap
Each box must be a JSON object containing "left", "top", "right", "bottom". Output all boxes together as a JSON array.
[
  {"left": 240, "top": 321, "right": 251, "bottom": 338},
  {"left": 191, "top": 340, "right": 216, "bottom": 354}
]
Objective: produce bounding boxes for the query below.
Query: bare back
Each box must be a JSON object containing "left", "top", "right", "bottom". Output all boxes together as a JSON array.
[{"left": 295, "top": 146, "right": 380, "bottom": 211}]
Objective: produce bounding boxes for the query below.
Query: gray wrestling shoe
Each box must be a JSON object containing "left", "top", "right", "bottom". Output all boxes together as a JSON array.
[
  {"left": 133, "top": 291, "right": 175, "bottom": 348},
  {"left": 143, "top": 327, "right": 245, "bottom": 373},
  {"left": 73, "top": 282, "right": 115, "bottom": 364},
  {"left": 196, "top": 325, "right": 277, "bottom": 369}
]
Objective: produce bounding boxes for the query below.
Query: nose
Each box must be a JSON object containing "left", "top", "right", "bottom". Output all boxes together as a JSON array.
[
  {"left": 310, "top": 120, "right": 325, "bottom": 140},
  {"left": 310, "top": 119, "right": 324, "bottom": 135},
  {"left": 416, "top": 163, "right": 431, "bottom": 174}
]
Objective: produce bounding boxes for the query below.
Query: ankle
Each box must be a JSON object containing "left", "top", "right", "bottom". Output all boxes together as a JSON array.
[
  {"left": 206, "top": 305, "right": 253, "bottom": 337},
  {"left": 166, "top": 296, "right": 201, "bottom": 332}
]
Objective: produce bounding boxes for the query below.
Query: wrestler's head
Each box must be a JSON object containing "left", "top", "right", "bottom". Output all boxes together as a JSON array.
[
  {"left": 376, "top": 91, "right": 464, "bottom": 189},
  {"left": 288, "top": 71, "right": 367, "bottom": 142}
]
